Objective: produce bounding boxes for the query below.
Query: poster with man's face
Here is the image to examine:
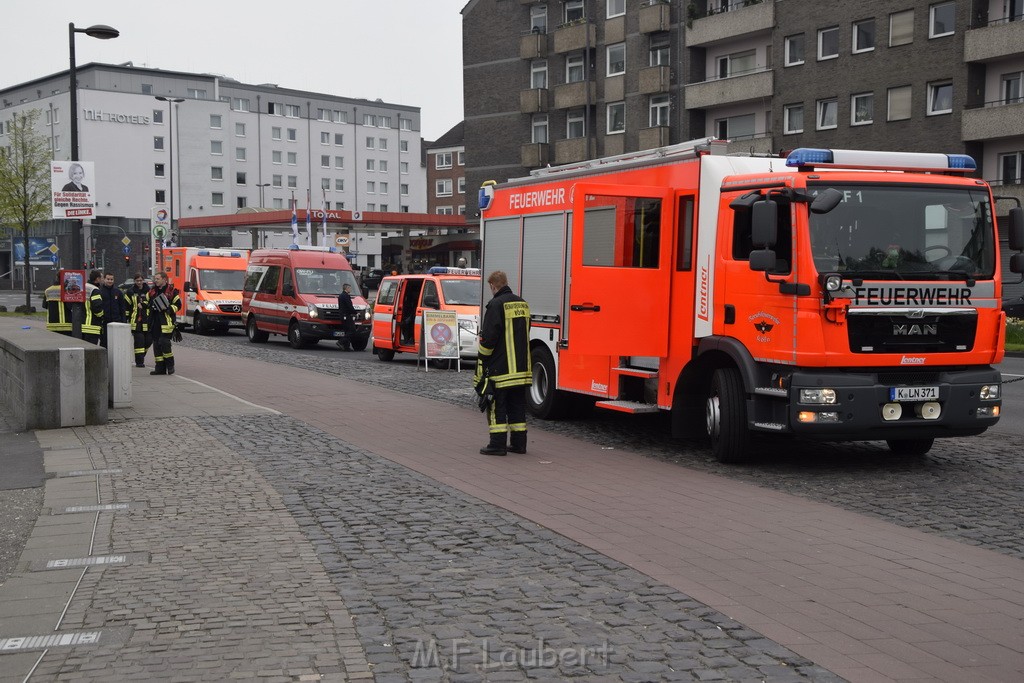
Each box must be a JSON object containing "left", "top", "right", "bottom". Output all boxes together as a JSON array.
[{"left": 51, "top": 161, "right": 95, "bottom": 219}]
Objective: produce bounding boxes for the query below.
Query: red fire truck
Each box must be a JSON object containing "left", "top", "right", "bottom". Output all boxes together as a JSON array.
[{"left": 478, "top": 139, "right": 1024, "bottom": 462}]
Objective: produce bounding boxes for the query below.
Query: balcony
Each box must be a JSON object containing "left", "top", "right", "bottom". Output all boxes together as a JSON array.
[
  {"left": 520, "top": 32, "right": 547, "bottom": 60},
  {"left": 685, "top": 69, "right": 772, "bottom": 109},
  {"left": 520, "top": 88, "right": 550, "bottom": 114},
  {"left": 521, "top": 142, "right": 551, "bottom": 168},
  {"left": 640, "top": 1, "right": 672, "bottom": 34},
  {"left": 964, "top": 19, "right": 1024, "bottom": 62},
  {"left": 554, "top": 137, "right": 597, "bottom": 164},
  {"left": 553, "top": 21, "right": 596, "bottom": 54},
  {"left": 961, "top": 100, "right": 1024, "bottom": 141},
  {"left": 639, "top": 65, "right": 672, "bottom": 94},
  {"left": 638, "top": 126, "right": 671, "bottom": 150},
  {"left": 553, "top": 80, "right": 597, "bottom": 109},
  {"left": 686, "top": 1, "right": 774, "bottom": 47}
]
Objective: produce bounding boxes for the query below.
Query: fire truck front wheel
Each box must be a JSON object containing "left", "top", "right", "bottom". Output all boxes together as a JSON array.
[
  {"left": 706, "top": 367, "right": 751, "bottom": 464},
  {"left": 288, "top": 322, "right": 309, "bottom": 349},
  {"left": 193, "top": 311, "right": 210, "bottom": 335},
  {"left": 246, "top": 316, "right": 269, "bottom": 343},
  {"left": 375, "top": 345, "right": 396, "bottom": 361},
  {"left": 885, "top": 438, "right": 934, "bottom": 457}
]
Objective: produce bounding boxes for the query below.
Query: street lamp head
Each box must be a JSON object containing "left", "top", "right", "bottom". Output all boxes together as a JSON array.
[
  {"left": 79, "top": 24, "right": 120, "bottom": 40},
  {"left": 155, "top": 96, "right": 185, "bottom": 103}
]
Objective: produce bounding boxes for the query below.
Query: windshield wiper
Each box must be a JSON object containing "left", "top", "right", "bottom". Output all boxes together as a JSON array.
[
  {"left": 906, "top": 270, "right": 977, "bottom": 285},
  {"left": 841, "top": 269, "right": 906, "bottom": 281}
]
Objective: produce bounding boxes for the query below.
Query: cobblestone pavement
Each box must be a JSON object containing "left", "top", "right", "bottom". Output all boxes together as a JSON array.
[
  {"left": 200, "top": 412, "right": 842, "bottom": 682},
  {"left": 180, "top": 334, "right": 1024, "bottom": 560}
]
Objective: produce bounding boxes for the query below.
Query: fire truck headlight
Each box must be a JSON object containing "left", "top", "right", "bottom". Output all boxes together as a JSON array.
[
  {"left": 202, "top": 302, "right": 218, "bottom": 312},
  {"left": 799, "top": 388, "right": 836, "bottom": 404},
  {"left": 307, "top": 304, "right": 319, "bottom": 319},
  {"left": 980, "top": 384, "right": 999, "bottom": 400},
  {"left": 824, "top": 274, "right": 843, "bottom": 292}
]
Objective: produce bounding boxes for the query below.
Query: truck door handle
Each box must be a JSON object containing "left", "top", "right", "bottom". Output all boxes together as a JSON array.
[{"left": 570, "top": 304, "right": 601, "bottom": 312}]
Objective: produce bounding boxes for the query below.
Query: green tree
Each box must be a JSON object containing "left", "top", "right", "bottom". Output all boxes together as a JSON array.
[{"left": 0, "top": 109, "right": 52, "bottom": 311}]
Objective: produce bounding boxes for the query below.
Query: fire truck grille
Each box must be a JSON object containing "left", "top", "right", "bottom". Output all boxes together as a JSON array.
[
  {"left": 222, "top": 304, "right": 241, "bottom": 313},
  {"left": 848, "top": 311, "right": 977, "bottom": 354},
  {"left": 319, "top": 308, "right": 342, "bottom": 321}
]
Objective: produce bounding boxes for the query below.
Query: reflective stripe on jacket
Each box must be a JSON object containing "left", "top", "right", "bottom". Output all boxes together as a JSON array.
[
  {"left": 82, "top": 285, "right": 103, "bottom": 335},
  {"left": 44, "top": 285, "right": 71, "bottom": 332}
]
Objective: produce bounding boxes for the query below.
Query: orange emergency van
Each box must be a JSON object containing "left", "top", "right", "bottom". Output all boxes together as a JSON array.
[
  {"left": 479, "top": 138, "right": 1024, "bottom": 463},
  {"left": 162, "top": 247, "right": 249, "bottom": 334},
  {"left": 241, "top": 245, "right": 371, "bottom": 349},
  {"left": 372, "top": 267, "right": 481, "bottom": 360}
]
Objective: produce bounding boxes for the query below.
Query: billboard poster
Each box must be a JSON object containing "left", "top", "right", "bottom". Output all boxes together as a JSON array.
[
  {"left": 12, "top": 237, "right": 59, "bottom": 266},
  {"left": 59, "top": 269, "right": 86, "bottom": 303},
  {"left": 422, "top": 310, "right": 460, "bottom": 359},
  {"left": 51, "top": 161, "right": 95, "bottom": 219}
]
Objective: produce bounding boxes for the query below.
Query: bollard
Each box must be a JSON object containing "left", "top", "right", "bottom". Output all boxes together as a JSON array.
[{"left": 107, "top": 322, "right": 133, "bottom": 408}]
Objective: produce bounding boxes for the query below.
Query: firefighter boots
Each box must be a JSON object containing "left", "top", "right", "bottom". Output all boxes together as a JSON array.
[
  {"left": 150, "top": 362, "right": 166, "bottom": 376},
  {"left": 166, "top": 357, "right": 175, "bottom": 375},
  {"left": 509, "top": 432, "right": 527, "bottom": 454}
]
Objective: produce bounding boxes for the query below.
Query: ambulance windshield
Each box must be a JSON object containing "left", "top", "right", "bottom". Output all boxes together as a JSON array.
[
  {"left": 807, "top": 184, "right": 995, "bottom": 279},
  {"left": 294, "top": 267, "right": 360, "bottom": 295},
  {"left": 199, "top": 269, "right": 246, "bottom": 291},
  {"left": 440, "top": 279, "right": 481, "bottom": 306}
]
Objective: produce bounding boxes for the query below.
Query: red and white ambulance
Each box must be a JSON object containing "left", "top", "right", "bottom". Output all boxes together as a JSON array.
[{"left": 161, "top": 247, "right": 249, "bottom": 334}]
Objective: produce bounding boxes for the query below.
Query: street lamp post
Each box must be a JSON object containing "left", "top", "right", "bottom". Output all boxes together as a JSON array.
[
  {"left": 155, "top": 97, "right": 184, "bottom": 254},
  {"left": 254, "top": 183, "right": 270, "bottom": 248}
]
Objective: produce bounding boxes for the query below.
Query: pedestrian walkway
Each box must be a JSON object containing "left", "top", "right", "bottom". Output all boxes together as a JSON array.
[{"left": 0, "top": 344, "right": 1020, "bottom": 681}]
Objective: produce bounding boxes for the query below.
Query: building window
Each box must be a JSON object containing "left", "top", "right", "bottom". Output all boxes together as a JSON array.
[
  {"left": 380, "top": 160, "right": 388, "bottom": 172},
  {"left": 367, "top": 159, "right": 376, "bottom": 171},
  {"left": 210, "top": 114, "right": 222, "bottom": 129},
  {"left": 211, "top": 166, "right": 223, "bottom": 181},
  {"left": 564, "top": 0, "right": 584, "bottom": 23},
  {"left": 606, "top": 102, "right": 625, "bottom": 134},
  {"left": 532, "top": 114, "right": 549, "bottom": 143},
  {"left": 272, "top": 174, "right": 282, "bottom": 188},
  {"left": 816, "top": 98, "right": 838, "bottom": 129},
  {"left": 287, "top": 152, "right": 297, "bottom": 165},
  {"left": 717, "top": 50, "right": 756, "bottom": 79},
  {"left": 567, "top": 110, "right": 586, "bottom": 139},
  {"left": 649, "top": 40, "right": 670, "bottom": 67},
  {"left": 436, "top": 152, "right": 453, "bottom": 169},
  {"left": 287, "top": 176, "right": 298, "bottom": 189},
  {"left": 335, "top": 156, "right": 344, "bottom": 169},
  {"left": 401, "top": 161, "right": 409, "bottom": 174},
  {"left": 890, "top": 10, "right": 914, "bottom": 46},
  {"left": 457, "top": 151, "right": 465, "bottom": 165},
  {"left": 236, "top": 171, "right": 246, "bottom": 185},
  {"left": 649, "top": 95, "right": 669, "bottom": 127},
  {"left": 363, "top": 114, "right": 375, "bottom": 126},
  {"left": 566, "top": 53, "right": 585, "bottom": 83},
  {"left": 331, "top": 178, "right": 342, "bottom": 192},
  {"left": 716, "top": 114, "right": 755, "bottom": 140},
  {"left": 285, "top": 104, "right": 300, "bottom": 118},
  {"left": 607, "top": 43, "right": 625, "bottom": 76},
  {"left": 400, "top": 140, "right": 409, "bottom": 152},
  {"left": 930, "top": 2, "right": 955, "bottom": 38},
  {"left": 272, "top": 151, "right": 282, "bottom": 164},
  {"left": 366, "top": 137, "right": 375, "bottom": 149},
  {"left": 400, "top": 183, "right": 409, "bottom": 195},
  {"left": 235, "top": 122, "right": 246, "bottom": 137},
  {"left": 317, "top": 108, "right": 330, "bottom": 121},
  {"left": 210, "top": 140, "right": 222, "bottom": 155},
  {"left": 380, "top": 182, "right": 388, "bottom": 194},
  {"left": 851, "top": 93, "right": 874, "bottom": 125},
  {"left": 287, "top": 128, "right": 297, "bottom": 142},
  {"left": 784, "top": 34, "right": 805, "bottom": 66},
  {"left": 783, "top": 104, "right": 804, "bottom": 134},
  {"left": 367, "top": 181, "right": 376, "bottom": 194},
  {"left": 437, "top": 207, "right": 454, "bottom": 215},
  {"left": 530, "top": 4, "right": 547, "bottom": 33},
  {"left": 153, "top": 109, "right": 163, "bottom": 124},
  {"left": 212, "top": 192, "right": 224, "bottom": 207},
  {"left": 366, "top": 203, "right": 376, "bottom": 211},
  {"left": 852, "top": 19, "right": 875, "bottom": 53},
  {"left": 335, "top": 133, "right": 344, "bottom": 146},
  {"left": 271, "top": 127, "right": 282, "bottom": 140},
  {"left": 927, "top": 82, "right": 953, "bottom": 114},
  {"left": 531, "top": 60, "right": 548, "bottom": 89},
  {"left": 141, "top": 84, "right": 153, "bottom": 94},
  {"left": 607, "top": 0, "right": 625, "bottom": 18},
  {"left": 232, "top": 98, "right": 250, "bottom": 112},
  {"left": 379, "top": 138, "right": 388, "bottom": 151},
  {"left": 321, "top": 131, "right": 330, "bottom": 144},
  {"left": 322, "top": 178, "right": 330, "bottom": 190},
  {"left": 154, "top": 136, "right": 165, "bottom": 151},
  {"left": 380, "top": 116, "right": 392, "bottom": 128},
  {"left": 237, "top": 197, "right": 247, "bottom": 209},
  {"left": 999, "top": 152, "right": 1022, "bottom": 185},
  {"left": 322, "top": 155, "right": 331, "bottom": 168},
  {"left": 155, "top": 190, "right": 165, "bottom": 203},
  {"left": 1002, "top": 72, "right": 1023, "bottom": 104},
  {"left": 399, "top": 117, "right": 412, "bottom": 131},
  {"left": 457, "top": 177, "right": 466, "bottom": 194},
  {"left": 436, "top": 179, "right": 452, "bottom": 197},
  {"left": 818, "top": 26, "right": 839, "bottom": 60},
  {"left": 188, "top": 88, "right": 207, "bottom": 99},
  {"left": 333, "top": 110, "right": 346, "bottom": 123},
  {"left": 887, "top": 85, "right": 912, "bottom": 120},
  {"left": 235, "top": 147, "right": 246, "bottom": 162},
  {"left": 272, "top": 198, "right": 284, "bottom": 209},
  {"left": 154, "top": 163, "right": 165, "bottom": 178}
]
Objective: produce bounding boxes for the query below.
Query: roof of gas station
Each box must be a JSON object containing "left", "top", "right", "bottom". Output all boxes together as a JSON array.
[{"left": 179, "top": 208, "right": 468, "bottom": 233}]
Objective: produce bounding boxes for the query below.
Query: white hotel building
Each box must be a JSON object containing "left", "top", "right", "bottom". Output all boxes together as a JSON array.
[{"left": 0, "top": 62, "right": 427, "bottom": 278}]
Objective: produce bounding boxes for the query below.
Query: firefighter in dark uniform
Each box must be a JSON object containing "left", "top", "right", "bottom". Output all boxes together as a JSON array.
[
  {"left": 475, "top": 270, "right": 532, "bottom": 456},
  {"left": 81, "top": 271, "right": 105, "bottom": 344},
  {"left": 148, "top": 271, "right": 181, "bottom": 375},
  {"left": 125, "top": 273, "right": 151, "bottom": 367},
  {"left": 43, "top": 278, "right": 72, "bottom": 336},
  {"left": 336, "top": 282, "right": 357, "bottom": 351}
]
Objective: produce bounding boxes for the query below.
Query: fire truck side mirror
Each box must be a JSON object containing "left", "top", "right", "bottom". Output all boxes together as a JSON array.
[
  {"left": 810, "top": 188, "right": 844, "bottom": 214},
  {"left": 1008, "top": 206, "right": 1023, "bottom": 252},
  {"left": 751, "top": 200, "right": 778, "bottom": 248},
  {"left": 184, "top": 282, "right": 195, "bottom": 293},
  {"left": 749, "top": 249, "right": 777, "bottom": 273}
]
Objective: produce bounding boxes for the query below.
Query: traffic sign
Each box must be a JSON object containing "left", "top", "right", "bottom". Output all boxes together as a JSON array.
[
  {"left": 50, "top": 254, "right": 59, "bottom": 264},
  {"left": 121, "top": 236, "right": 131, "bottom": 246},
  {"left": 48, "top": 244, "right": 59, "bottom": 254},
  {"left": 152, "top": 225, "right": 167, "bottom": 239},
  {"left": 122, "top": 245, "right": 131, "bottom": 255}
]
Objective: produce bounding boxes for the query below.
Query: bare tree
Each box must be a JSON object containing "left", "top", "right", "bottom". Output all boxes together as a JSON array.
[{"left": 0, "top": 109, "right": 52, "bottom": 310}]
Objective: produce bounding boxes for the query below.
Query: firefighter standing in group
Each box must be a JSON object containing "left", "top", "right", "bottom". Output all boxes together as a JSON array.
[
  {"left": 43, "top": 278, "right": 72, "bottom": 336},
  {"left": 148, "top": 271, "right": 181, "bottom": 375},
  {"left": 474, "top": 270, "right": 532, "bottom": 456},
  {"left": 80, "top": 270, "right": 105, "bottom": 344},
  {"left": 125, "top": 273, "right": 151, "bottom": 367},
  {"left": 336, "top": 282, "right": 357, "bottom": 351}
]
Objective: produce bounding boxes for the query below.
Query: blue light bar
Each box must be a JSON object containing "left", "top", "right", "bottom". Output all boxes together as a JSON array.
[
  {"left": 429, "top": 266, "right": 449, "bottom": 274},
  {"left": 786, "top": 148, "right": 833, "bottom": 167},
  {"left": 479, "top": 180, "right": 496, "bottom": 212},
  {"left": 197, "top": 250, "right": 210, "bottom": 256},
  {"left": 288, "top": 244, "right": 300, "bottom": 250},
  {"left": 946, "top": 154, "right": 977, "bottom": 171},
  {"left": 787, "top": 147, "right": 977, "bottom": 172}
]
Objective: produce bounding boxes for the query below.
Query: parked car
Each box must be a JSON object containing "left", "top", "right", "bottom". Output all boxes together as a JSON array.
[
  {"left": 1003, "top": 295, "right": 1024, "bottom": 318},
  {"left": 361, "top": 269, "right": 387, "bottom": 291},
  {"left": 120, "top": 277, "right": 154, "bottom": 291}
]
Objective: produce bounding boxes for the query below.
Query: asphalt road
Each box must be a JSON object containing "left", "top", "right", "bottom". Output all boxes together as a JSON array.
[{"left": 178, "top": 326, "right": 1024, "bottom": 561}]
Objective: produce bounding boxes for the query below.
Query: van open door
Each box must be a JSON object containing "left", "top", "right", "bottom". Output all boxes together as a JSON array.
[{"left": 567, "top": 184, "right": 674, "bottom": 357}]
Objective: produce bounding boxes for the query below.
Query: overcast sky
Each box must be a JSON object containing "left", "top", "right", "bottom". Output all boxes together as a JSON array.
[{"left": 3, "top": 0, "right": 467, "bottom": 141}]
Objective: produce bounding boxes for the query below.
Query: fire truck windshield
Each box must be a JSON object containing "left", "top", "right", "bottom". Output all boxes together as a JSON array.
[
  {"left": 807, "top": 184, "right": 996, "bottom": 280},
  {"left": 199, "top": 269, "right": 246, "bottom": 291},
  {"left": 439, "top": 279, "right": 481, "bottom": 306},
  {"left": 294, "top": 267, "right": 360, "bottom": 295}
]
